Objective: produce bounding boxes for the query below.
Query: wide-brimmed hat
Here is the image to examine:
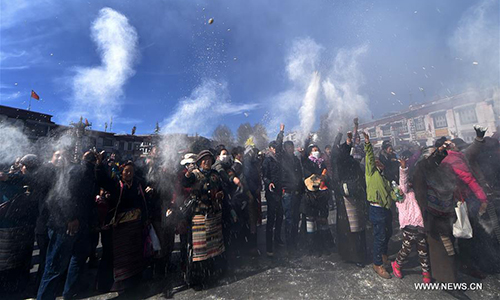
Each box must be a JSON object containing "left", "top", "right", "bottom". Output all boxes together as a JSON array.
[
  {"left": 180, "top": 153, "right": 197, "bottom": 165},
  {"left": 196, "top": 150, "right": 214, "bottom": 164}
]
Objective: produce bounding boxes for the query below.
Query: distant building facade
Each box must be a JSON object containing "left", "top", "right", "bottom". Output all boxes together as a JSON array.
[
  {"left": 0, "top": 105, "right": 155, "bottom": 160},
  {"left": 360, "top": 90, "right": 499, "bottom": 147}
]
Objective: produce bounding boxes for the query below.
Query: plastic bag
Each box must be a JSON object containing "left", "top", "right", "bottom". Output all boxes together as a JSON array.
[
  {"left": 453, "top": 201, "right": 473, "bottom": 239},
  {"left": 149, "top": 224, "right": 162, "bottom": 251},
  {"left": 144, "top": 224, "right": 162, "bottom": 258}
]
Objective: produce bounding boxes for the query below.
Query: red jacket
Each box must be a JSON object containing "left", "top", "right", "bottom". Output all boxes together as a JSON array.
[{"left": 441, "top": 150, "right": 487, "bottom": 203}]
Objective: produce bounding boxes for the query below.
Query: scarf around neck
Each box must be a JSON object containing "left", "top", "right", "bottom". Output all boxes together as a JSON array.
[{"left": 308, "top": 155, "right": 324, "bottom": 168}]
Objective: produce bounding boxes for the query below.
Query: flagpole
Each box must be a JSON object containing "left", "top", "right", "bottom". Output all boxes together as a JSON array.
[{"left": 28, "top": 92, "right": 32, "bottom": 111}]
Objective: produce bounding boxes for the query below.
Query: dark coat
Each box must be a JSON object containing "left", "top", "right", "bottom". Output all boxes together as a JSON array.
[
  {"left": 262, "top": 153, "right": 281, "bottom": 191},
  {"left": 244, "top": 151, "right": 261, "bottom": 194},
  {"left": 281, "top": 153, "right": 303, "bottom": 192},
  {"left": 262, "top": 131, "right": 284, "bottom": 190},
  {"left": 46, "top": 163, "right": 97, "bottom": 231},
  {"left": 336, "top": 142, "right": 365, "bottom": 198}
]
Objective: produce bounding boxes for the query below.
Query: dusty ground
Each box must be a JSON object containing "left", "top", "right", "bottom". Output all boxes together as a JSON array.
[{"left": 3, "top": 205, "right": 500, "bottom": 300}]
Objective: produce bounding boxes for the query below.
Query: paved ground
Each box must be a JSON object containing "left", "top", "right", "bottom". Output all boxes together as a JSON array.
[{"left": 3, "top": 205, "right": 500, "bottom": 300}]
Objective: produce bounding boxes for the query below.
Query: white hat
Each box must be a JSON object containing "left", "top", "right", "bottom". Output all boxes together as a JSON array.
[{"left": 180, "top": 153, "right": 197, "bottom": 165}]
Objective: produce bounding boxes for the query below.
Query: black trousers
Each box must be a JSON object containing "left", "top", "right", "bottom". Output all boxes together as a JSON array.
[{"left": 265, "top": 190, "right": 283, "bottom": 253}]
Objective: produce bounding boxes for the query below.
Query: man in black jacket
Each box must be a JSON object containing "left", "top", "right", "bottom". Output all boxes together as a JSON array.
[
  {"left": 262, "top": 124, "right": 284, "bottom": 256},
  {"left": 281, "top": 130, "right": 303, "bottom": 251},
  {"left": 37, "top": 151, "right": 98, "bottom": 300}
]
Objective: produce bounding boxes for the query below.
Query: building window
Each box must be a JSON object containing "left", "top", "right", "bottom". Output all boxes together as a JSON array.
[
  {"left": 392, "top": 121, "right": 408, "bottom": 134},
  {"left": 128, "top": 142, "right": 132, "bottom": 151},
  {"left": 368, "top": 128, "right": 377, "bottom": 138},
  {"left": 414, "top": 117, "right": 425, "bottom": 131},
  {"left": 381, "top": 125, "right": 391, "bottom": 136},
  {"left": 458, "top": 106, "right": 478, "bottom": 125},
  {"left": 432, "top": 113, "right": 448, "bottom": 129},
  {"left": 103, "top": 138, "right": 113, "bottom": 147},
  {"left": 119, "top": 141, "right": 125, "bottom": 151}
]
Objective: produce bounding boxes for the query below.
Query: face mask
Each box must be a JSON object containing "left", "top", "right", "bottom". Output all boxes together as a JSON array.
[
  {"left": 311, "top": 151, "right": 320, "bottom": 159},
  {"left": 219, "top": 155, "right": 229, "bottom": 163}
]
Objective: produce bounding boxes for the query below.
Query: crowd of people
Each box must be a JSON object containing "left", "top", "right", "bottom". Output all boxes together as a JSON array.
[{"left": 1, "top": 119, "right": 500, "bottom": 299}]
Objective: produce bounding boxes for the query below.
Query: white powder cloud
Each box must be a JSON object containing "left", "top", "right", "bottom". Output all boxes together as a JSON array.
[
  {"left": 161, "top": 79, "right": 259, "bottom": 135},
  {"left": 268, "top": 37, "right": 371, "bottom": 144},
  {"left": 66, "top": 7, "right": 139, "bottom": 126}
]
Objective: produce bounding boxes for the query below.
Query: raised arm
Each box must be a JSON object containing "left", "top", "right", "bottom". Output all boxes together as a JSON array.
[
  {"left": 363, "top": 132, "right": 376, "bottom": 176},
  {"left": 466, "top": 125, "right": 487, "bottom": 161},
  {"left": 333, "top": 131, "right": 343, "bottom": 147},
  {"left": 398, "top": 159, "right": 409, "bottom": 194},
  {"left": 353, "top": 117, "right": 359, "bottom": 137},
  {"left": 276, "top": 123, "right": 285, "bottom": 154}
]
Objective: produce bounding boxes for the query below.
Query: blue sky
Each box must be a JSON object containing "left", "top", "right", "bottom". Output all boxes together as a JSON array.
[{"left": 1, "top": 0, "right": 498, "bottom": 136}]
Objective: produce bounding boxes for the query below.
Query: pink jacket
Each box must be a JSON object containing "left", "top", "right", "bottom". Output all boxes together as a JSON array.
[
  {"left": 441, "top": 150, "right": 487, "bottom": 203},
  {"left": 396, "top": 167, "right": 424, "bottom": 229}
]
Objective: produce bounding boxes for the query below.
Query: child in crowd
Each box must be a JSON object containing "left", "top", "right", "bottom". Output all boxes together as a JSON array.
[{"left": 392, "top": 158, "right": 431, "bottom": 283}]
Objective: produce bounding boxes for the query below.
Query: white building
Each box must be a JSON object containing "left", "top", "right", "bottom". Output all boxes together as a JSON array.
[{"left": 360, "top": 90, "right": 499, "bottom": 147}]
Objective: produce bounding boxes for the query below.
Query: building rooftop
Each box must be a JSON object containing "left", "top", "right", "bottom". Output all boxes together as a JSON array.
[{"left": 0, "top": 105, "right": 55, "bottom": 124}]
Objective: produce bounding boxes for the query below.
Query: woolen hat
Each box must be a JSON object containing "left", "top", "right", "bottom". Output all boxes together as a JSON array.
[{"left": 196, "top": 150, "right": 214, "bottom": 164}]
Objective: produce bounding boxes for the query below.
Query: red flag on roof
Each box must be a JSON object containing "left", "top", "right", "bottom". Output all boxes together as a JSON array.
[
  {"left": 85, "top": 118, "right": 90, "bottom": 126},
  {"left": 31, "top": 90, "right": 40, "bottom": 100}
]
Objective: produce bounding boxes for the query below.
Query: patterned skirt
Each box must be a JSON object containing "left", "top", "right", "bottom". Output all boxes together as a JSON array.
[
  {"left": 192, "top": 211, "right": 225, "bottom": 262},
  {"left": 344, "top": 196, "right": 363, "bottom": 233},
  {"left": 112, "top": 209, "right": 145, "bottom": 282}
]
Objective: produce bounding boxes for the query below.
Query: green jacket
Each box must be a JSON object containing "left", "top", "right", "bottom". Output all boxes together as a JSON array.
[{"left": 364, "top": 142, "right": 396, "bottom": 209}]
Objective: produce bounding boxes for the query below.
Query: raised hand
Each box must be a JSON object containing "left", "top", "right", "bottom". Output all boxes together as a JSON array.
[
  {"left": 97, "top": 150, "right": 105, "bottom": 165},
  {"left": 473, "top": 125, "right": 487, "bottom": 139},
  {"left": 347, "top": 131, "right": 353, "bottom": 140},
  {"left": 185, "top": 163, "right": 196, "bottom": 176},
  {"left": 280, "top": 123, "right": 285, "bottom": 132},
  {"left": 362, "top": 131, "right": 370, "bottom": 143},
  {"left": 399, "top": 158, "right": 408, "bottom": 169}
]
